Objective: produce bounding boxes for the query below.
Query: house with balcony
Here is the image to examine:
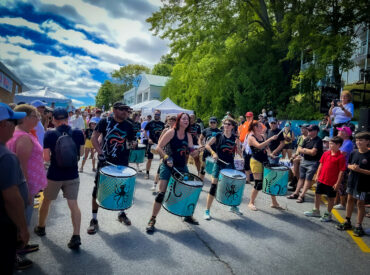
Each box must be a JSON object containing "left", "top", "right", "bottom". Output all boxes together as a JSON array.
[{"left": 123, "top": 73, "right": 170, "bottom": 106}]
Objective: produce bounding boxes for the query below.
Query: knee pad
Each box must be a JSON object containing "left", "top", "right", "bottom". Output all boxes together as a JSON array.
[
  {"left": 254, "top": 180, "right": 263, "bottom": 191},
  {"left": 200, "top": 167, "right": 205, "bottom": 175},
  {"left": 92, "top": 186, "right": 98, "bottom": 198},
  {"left": 209, "top": 184, "right": 217, "bottom": 196},
  {"left": 155, "top": 192, "right": 165, "bottom": 203}
]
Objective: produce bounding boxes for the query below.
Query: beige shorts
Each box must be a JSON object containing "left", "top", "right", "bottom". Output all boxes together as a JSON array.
[{"left": 44, "top": 178, "right": 80, "bottom": 200}]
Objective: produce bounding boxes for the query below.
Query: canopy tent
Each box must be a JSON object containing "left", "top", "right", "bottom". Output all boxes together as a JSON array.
[
  {"left": 14, "top": 87, "right": 72, "bottom": 108},
  {"left": 142, "top": 97, "right": 193, "bottom": 119},
  {"left": 130, "top": 99, "right": 161, "bottom": 112}
]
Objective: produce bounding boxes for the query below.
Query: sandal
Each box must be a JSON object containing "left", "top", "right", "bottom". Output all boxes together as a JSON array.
[
  {"left": 271, "top": 204, "right": 285, "bottom": 210},
  {"left": 296, "top": 196, "right": 305, "bottom": 203},
  {"left": 287, "top": 194, "right": 299, "bottom": 199},
  {"left": 248, "top": 204, "right": 257, "bottom": 211}
]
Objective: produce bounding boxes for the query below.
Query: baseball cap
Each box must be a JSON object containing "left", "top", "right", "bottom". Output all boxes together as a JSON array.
[
  {"left": 299, "top": 124, "right": 310, "bottom": 128},
  {"left": 245, "top": 112, "right": 253, "bottom": 117},
  {"left": 337, "top": 126, "right": 352, "bottom": 137},
  {"left": 0, "top": 102, "right": 26, "bottom": 121},
  {"left": 31, "top": 100, "right": 47, "bottom": 108},
  {"left": 322, "top": 136, "right": 331, "bottom": 142},
  {"left": 209, "top": 116, "right": 218, "bottom": 122},
  {"left": 95, "top": 109, "right": 102, "bottom": 113},
  {"left": 113, "top": 102, "right": 130, "bottom": 109},
  {"left": 285, "top": 122, "right": 290, "bottom": 127},
  {"left": 89, "top": 117, "right": 100, "bottom": 124},
  {"left": 53, "top": 107, "right": 68, "bottom": 120},
  {"left": 307, "top": 124, "right": 320, "bottom": 132}
]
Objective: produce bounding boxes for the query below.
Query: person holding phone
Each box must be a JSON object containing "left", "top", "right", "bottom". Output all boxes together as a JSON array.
[{"left": 329, "top": 90, "right": 354, "bottom": 136}]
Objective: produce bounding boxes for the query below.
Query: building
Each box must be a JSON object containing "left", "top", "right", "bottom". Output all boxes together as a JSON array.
[
  {"left": 123, "top": 73, "right": 170, "bottom": 106},
  {"left": 0, "top": 61, "right": 27, "bottom": 103}
]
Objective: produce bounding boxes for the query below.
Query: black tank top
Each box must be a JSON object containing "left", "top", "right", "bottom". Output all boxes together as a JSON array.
[
  {"left": 216, "top": 133, "right": 236, "bottom": 164},
  {"left": 250, "top": 134, "right": 268, "bottom": 164},
  {"left": 169, "top": 130, "right": 189, "bottom": 167}
]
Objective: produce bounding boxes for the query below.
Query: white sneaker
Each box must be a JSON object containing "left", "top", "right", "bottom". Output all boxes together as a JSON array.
[
  {"left": 150, "top": 184, "right": 157, "bottom": 191},
  {"left": 229, "top": 206, "right": 243, "bottom": 216},
  {"left": 333, "top": 204, "right": 345, "bottom": 210},
  {"left": 204, "top": 210, "right": 211, "bottom": 220}
]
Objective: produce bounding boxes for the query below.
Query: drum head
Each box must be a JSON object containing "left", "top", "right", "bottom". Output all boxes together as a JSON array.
[
  {"left": 220, "top": 169, "right": 246, "bottom": 179},
  {"left": 269, "top": 166, "right": 289, "bottom": 171},
  {"left": 100, "top": 165, "right": 137, "bottom": 177},
  {"left": 138, "top": 144, "right": 146, "bottom": 149},
  {"left": 183, "top": 180, "right": 203, "bottom": 187}
]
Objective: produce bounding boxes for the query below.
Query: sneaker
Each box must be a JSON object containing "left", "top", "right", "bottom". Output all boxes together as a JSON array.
[
  {"left": 118, "top": 212, "right": 131, "bottom": 226},
  {"left": 34, "top": 226, "right": 46, "bottom": 237},
  {"left": 16, "top": 244, "right": 39, "bottom": 255},
  {"left": 320, "top": 212, "right": 332, "bottom": 222},
  {"left": 87, "top": 219, "right": 99, "bottom": 235},
  {"left": 14, "top": 254, "right": 33, "bottom": 270},
  {"left": 145, "top": 173, "right": 150, "bottom": 179},
  {"left": 229, "top": 206, "right": 243, "bottom": 216},
  {"left": 146, "top": 217, "right": 156, "bottom": 234},
  {"left": 353, "top": 226, "right": 365, "bottom": 237},
  {"left": 68, "top": 235, "right": 81, "bottom": 250},
  {"left": 304, "top": 209, "right": 321, "bottom": 217},
  {"left": 150, "top": 183, "right": 157, "bottom": 191},
  {"left": 333, "top": 204, "right": 345, "bottom": 210},
  {"left": 336, "top": 221, "right": 352, "bottom": 231},
  {"left": 204, "top": 210, "right": 211, "bottom": 220},
  {"left": 183, "top": 216, "right": 199, "bottom": 225}
]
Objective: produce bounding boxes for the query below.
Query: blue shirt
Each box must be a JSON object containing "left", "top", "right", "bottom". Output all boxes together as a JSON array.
[
  {"left": 340, "top": 139, "right": 353, "bottom": 165},
  {"left": 332, "top": 103, "right": 354, "bottom": 124},
  {"left": 35, "top": 120, "right": 45, "bottom": 147}
]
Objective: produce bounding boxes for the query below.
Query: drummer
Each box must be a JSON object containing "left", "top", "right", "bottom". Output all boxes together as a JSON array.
[
  {"left": 204, "top": 118, "right": 243, "bottom": 220},
  {"left": 198, "top": 116, "right": 221, "bottom": 180},
  {"left": 87, "top": 102, "right": 136, "bottom": 235},
  {"left": 146, "top": 113, "right": 199, "bottom": 233},
  {"left": 129, "top": 112, "right": 143, "bottom": 172},
  {"left": 247, "top": 120, "right": 283, "bottom": 211},
  {"left": 188, "top": 114, "right": 202, "bottom": 175}
]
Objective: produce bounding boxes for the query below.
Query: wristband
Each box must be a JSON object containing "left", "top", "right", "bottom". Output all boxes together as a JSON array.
[{"left": 163, "top": 154, "right": 169, "bottom": 160}]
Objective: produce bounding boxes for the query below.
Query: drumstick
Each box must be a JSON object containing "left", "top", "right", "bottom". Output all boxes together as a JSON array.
[
  {"left": 173, "top": 167, "right": 188, "bottom": 180},
  {"left": 218, "top": 158, "right": 230, "bottom": 165}
]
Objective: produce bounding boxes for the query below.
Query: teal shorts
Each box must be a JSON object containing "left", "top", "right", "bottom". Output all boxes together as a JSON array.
[
  {"left": 159, "top": 163, "right": 189, "bottom": 181},
  {"left": 212, "top": 162, "right": 234, "bottom": 179}
]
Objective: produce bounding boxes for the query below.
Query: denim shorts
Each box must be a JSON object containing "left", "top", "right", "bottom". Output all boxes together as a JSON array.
[
  {"left": 159, "top": 163, "right": 188, "bottom": 181},
  {"left": 299, "top": 159, "right": 319, "bottom": 181},
  {"left": 212, "top": 162, "right": 234, "bottom": 179}
]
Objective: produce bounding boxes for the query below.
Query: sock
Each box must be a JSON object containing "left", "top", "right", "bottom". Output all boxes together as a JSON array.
[
  {"left": 346, "top": 217, "right": 351, "bottom": 223},
  {"left": 92, "top": 210, "right": 98, "bottom": 220},
  {"left": 119, "top": 211, "right": 126, "bottom": 216},
  {"left": 146, "top": 171, "right": 149, "bottom": 174}
]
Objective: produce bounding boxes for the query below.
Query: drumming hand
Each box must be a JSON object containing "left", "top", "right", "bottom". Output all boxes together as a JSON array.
[
  {"left": 98, "top": 154, "right": 106, "bottom": 163},
  {"left": 271, "top": 135, "right": 278, "bottom": 140},
  {"left": 148, "top": 139, "right": 154, "bottom": 145},
  {"left": 212, "top": 153, "right": 218, "bottom": 161},
  {"left": 165, "top": 157, "right": 173, "bottom": 167},
  {"left": 333, "top": 183, "right": 340, "bottom": 191}
]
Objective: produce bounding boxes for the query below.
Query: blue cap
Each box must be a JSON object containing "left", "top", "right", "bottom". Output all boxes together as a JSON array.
[
  {"left": 31, "top": 100, "right": 47, "bottom": 108},
  {"left": 89, "top": 117, "right": 99, "bottom": 124},
  {"left": 52, "top": 107, "right": 68, "bottom": 120},
  {"left": 0, "top": 102, "right": 26, "bottom": 121}
]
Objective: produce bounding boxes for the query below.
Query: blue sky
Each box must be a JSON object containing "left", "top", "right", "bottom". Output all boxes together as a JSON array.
[{"left": 0, "top": 0, "right": 168, "bottom": 106}]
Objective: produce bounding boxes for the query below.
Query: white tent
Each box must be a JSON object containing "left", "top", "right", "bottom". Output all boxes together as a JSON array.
[
  {"left": 142, "top": 97, "right": 193, "bottom": 119},
  {"left": 14, "top": 87, "right": 72, "bottom": 108},
  {"left": 130, "top": 99, "right": 161, "bottom": 112}
]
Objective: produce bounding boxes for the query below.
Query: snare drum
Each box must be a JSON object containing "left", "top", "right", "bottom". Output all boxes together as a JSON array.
[
  {"left": 163, "top": 172, "right": 203, "bottom": 217},
  {"left": 262, "top": 166, "right": 289, "bottom": 196},
  {"left": 129, "top": 144, "right": 146, "bottom": 163},
  {"left": 216, "top": 169, "right": 246, "bottom": 206},
  {"left": 234, "top": 157, "right": 244, "bottom": 171},
  {"left": 97, "top": 165, "right": 137, "bottom": 210},
  {"left": 150, "top": 144, "right": 158, "bottom": 155},
  {"left": 205, "top": 157, "right": 215, "bottom": 174}
]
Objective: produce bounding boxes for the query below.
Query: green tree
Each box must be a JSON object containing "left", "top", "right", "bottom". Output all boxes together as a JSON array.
[
  {"left": 95, "top": 80, "right": 115, "bottom": 109},
  {"left": 111, "top": 64, "right": 150, "bottom": 88},
  {"left": 152, "top": 54, "right": 175, "bottom": 76}
]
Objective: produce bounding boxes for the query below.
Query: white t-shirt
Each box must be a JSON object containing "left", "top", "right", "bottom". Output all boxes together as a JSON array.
[
  {"left": 332, "top": 102, "right": 354, "bottom": 124},
  {"left": 70, "top": 115, "right": 85, "bottom": 130},
  {"left": 34, "top": 121, "right": 45, "bottom": 147}
]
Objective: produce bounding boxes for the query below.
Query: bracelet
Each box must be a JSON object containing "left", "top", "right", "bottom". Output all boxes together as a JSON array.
[{"left": 163, "top": 154, "right": 169, "bottom": 160}]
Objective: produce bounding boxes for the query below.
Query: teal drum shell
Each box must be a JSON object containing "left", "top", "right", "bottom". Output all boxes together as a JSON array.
[
  {"left": 129, "top": 144, "right": 146, "bottom": 163},
  {"left": 163, "top": 172, "right": 203, "bottom": 217},
  {"left": 216, "top": 169, "right": 246, "bottom": 206},
  {"left": 205, "top": 157, "right": 215, "bottom": 174},
  {"left": 262, "top": 166, "right": 289, "bottom": 196},
  {"left": 97, "top": 165, "right": 137, "bottom": 211}
]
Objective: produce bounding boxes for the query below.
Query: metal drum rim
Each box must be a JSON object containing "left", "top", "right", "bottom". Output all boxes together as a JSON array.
[
  {"left": 219, "top": 169, "right": 246, "bottom": 180},
  {"left": 170, "top": 172, "right": 204, "bottom": 188},
  {"left": 100, "top": 165, "right": 137, "bottom": 178}
]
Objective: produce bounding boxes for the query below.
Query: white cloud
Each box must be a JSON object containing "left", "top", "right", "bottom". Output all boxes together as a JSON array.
[
  {"left": 7, "top": 36, "right": 34, "bottom": 46},
  {"left": 0, "top": 17, "right": 42, "bottom": 33}
]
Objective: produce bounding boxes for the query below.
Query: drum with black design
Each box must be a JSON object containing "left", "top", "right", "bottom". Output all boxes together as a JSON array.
[
  {"left": 129, "top": 144, "right": 146, "bottom": 163},
  {"left": 162, "top": 172, "right": 203, "bottom": 217},
  {"left": 205, "top": 156, "right": 215, "bottom": 174},
  {"left": 216, "top": 169, "right": 246, "bottom": 206},
  {"left": 97, "top": 165, "right": 137, "bottom": 210},
  {"left": 262, "top": 166, "right": 289, "bottom": 196}
]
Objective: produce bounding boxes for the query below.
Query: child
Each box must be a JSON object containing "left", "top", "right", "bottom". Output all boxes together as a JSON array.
[
  {"left": 79, "top": 118, "right": 98, "bottom": 172},
  {"left": 337, "top": 131, "right": 370, "bottom": 236},
  {"left": 304, "top": 136, "right": 346, "bottom": 222}
]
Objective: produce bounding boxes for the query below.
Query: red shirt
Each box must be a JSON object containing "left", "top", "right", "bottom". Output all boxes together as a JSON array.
[{"left": 318, "top": 150, "right": 346, "bottom": 186}]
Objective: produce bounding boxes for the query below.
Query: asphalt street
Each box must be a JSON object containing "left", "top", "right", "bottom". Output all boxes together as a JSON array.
[{"left": 20, "top": 156, "right": 369, "bottom": 275}]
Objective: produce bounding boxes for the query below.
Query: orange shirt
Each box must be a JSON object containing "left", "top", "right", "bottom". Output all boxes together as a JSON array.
[{"left": 239, "top": 121, "right": 251, "bottom": 142}]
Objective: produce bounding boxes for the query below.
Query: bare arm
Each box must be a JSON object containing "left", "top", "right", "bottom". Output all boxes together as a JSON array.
[
  {"left": 43, "top": 148, "right": 51, "bottom": 162},
  {"left": 205, "top": 137, "right": 217, "bottom": 155},
  {"left": 156, "top": 129, "right": 175, "bottom": 158},
  {"left": 92, "top": 130, "right": 103, "bottom": 155},
  {"left": 15, "top": 135, "right": 33, "bottom": 181},
  {"left": 235, "top": 139, "right": 243, "bottom": 157},
  {"left": 248, "top": 135, "right": 276, "bottom": 149},
  {"left": 298, "top": 147, "right": 318, "bottom": 156},
  {"left": 272, "top": 141, "right": 285, "bottom": 156},
  {"left": 348, "top": 164, "right": 370, "bottom": 176}
]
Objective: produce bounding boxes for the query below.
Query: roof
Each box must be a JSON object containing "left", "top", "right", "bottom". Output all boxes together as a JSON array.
[
  {"left": 0, "top": 61, "right": 29, "bottom": 90},
  {"left": 131, "top": 99, "right": 161, "bottom": 111},
  {"left": 143, "top": 73, "right": 170, "bottom": 87}
]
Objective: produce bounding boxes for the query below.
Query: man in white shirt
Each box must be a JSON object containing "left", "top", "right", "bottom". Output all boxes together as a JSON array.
[{"left": 70, "top": 109, "right": 85, "bottom": 130}]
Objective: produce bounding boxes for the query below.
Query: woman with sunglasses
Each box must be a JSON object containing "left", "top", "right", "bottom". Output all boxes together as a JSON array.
[
  {"left": 247, "top": 120, "right": 283, "bottom": 211},
  {"left": 204, "top": 118, "right": 243, "bottom": 220},
  {"left": 146, "top": 113, "right": 199, "bottom": 233}
]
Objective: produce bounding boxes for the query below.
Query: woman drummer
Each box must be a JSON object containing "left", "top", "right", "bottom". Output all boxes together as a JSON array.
[
  {"left": 146, "top": 113, "right": 199, "bottom": 233},
  {"left": 247, "top": 120, "right": 283, "bottom": 211},
  {"left": 204, "top": 118, "right": 243, "bottom": 220},
  {"left": 130, "top": 112, "right": 143, "bottom": 172}
]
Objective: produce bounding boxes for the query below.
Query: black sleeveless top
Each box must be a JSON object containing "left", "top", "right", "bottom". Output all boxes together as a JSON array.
[
  {"left": 169, "top": 130, "right": 189, "bottom": 167},
  {"left": 250, "top": 134, "right": 268, "bottom": 164},
  {"left": 215, "top": 133, "right": 236, "bottom": 164}
]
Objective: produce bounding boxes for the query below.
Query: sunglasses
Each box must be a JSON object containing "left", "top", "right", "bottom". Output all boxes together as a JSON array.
[
  {"left": 210, "top": 121, "right": 217, "bottom": 124},
  {"left": 116, "top": 107, "right": 129, "bottom": 111},
  {"left": 223, "top": 123, "right": 232, "bottom": 126},
  {"left": 154, "top": 114, "right": 161, "bottom": 116},
  {"left": 270, "top": 122, "right": 276, "bottom": 124}
]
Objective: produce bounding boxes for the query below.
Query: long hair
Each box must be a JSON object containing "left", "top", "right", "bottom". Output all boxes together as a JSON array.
[
  {"left": 248, "top": 120, "right": 259, "bottom": 133},
  {"left": 174, "top": 112, "right": 190, "bottom": 132}
]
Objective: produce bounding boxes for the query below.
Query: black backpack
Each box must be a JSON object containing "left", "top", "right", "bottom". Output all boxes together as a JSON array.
[{"left": 54, "top": 129, "right": 78, "bottom": 168}]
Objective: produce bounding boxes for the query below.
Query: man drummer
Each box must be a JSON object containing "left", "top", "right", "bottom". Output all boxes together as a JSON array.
[
  {"left": 204, "top": 117, "right": 243, "bottom": 220},
  {"left": 87, "top": 102, "right": 136, "bottom": 235},
  {"left": 144, "top": 110, "right": 165, "bottom": 180},
  {"left": 198, "top": 116, "right": 221, "bottom": 180}
]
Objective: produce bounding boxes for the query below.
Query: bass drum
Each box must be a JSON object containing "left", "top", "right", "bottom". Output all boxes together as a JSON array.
[{"left": 216, "top": 169, "right": 246, "bottom": 206}]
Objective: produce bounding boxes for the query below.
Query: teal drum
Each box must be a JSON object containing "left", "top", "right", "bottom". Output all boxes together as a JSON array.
[
  {"left": 205, "top": 156, "right": 215, "bottom": 174},
  {"left": 129, "top": 144, "right": 146, "bottom": 163},
  {"left": 216, "top": 169, "right": 246, "bottom": 206},
  {"left": 262, "top": 166, "right": 289, "bottom": 196},
  {"left": 163, "top": 172, "right": 203, "bottom": 217},
  {"left": 97, "top": 165, "right": 137, "bottom": 211}
]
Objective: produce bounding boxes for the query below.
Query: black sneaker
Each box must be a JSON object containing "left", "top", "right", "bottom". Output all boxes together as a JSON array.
[
  {"left": 34, "top": 226, "right": 46, "bottom": 237},
  {"left": 68, "top": 235, "right": 81, "bottom": 250},
  {"left": 14, "top": 254, "right": 33, "bottom": 270},
  {"left": 16, "top": 244, "right": 39, "bottom": 255},
  {"left": 183, "top": 216, "right": 199, "bottom": 225},
  {"left": 336, "top": 221, "right": 352, "bottom": 231},
  {"left": 118, "top": 212, "right": 131, "bottom": 226},
  {"left": 87, "top": 219, "right": 99, "bottom": 235},
  {"left": 146, "top": 217, "right": 156, "bottom": 234},
  {"left": 353, "top": 226, "right": 365, "bottom": 237}
]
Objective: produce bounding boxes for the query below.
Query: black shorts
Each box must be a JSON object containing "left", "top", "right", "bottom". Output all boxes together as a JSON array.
[
  {"left": 243, "top": 152, "right": 251, "bottom": 171},
  {"left": 315, "top": 182, "right": 337, "bottom": 198},
  {"left": 283, "top": 143, "right": 293, "bottom": 150},
  {"left": 145, "top": 140, "right": 154, "bottom": 160}
]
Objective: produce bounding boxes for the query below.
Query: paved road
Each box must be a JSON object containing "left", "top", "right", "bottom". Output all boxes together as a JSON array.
[{"left": 22, "top": 157, "right": 369, "bottom": 275}]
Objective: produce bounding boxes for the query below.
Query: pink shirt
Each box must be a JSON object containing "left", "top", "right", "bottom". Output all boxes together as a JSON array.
[{"left": 7, "top": 129, "right": 47, "bottom": 196}]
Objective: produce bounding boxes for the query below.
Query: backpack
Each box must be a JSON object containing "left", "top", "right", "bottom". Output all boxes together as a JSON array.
[{"left": 54, "top": 129, "right": 78, "bottom": 168}]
